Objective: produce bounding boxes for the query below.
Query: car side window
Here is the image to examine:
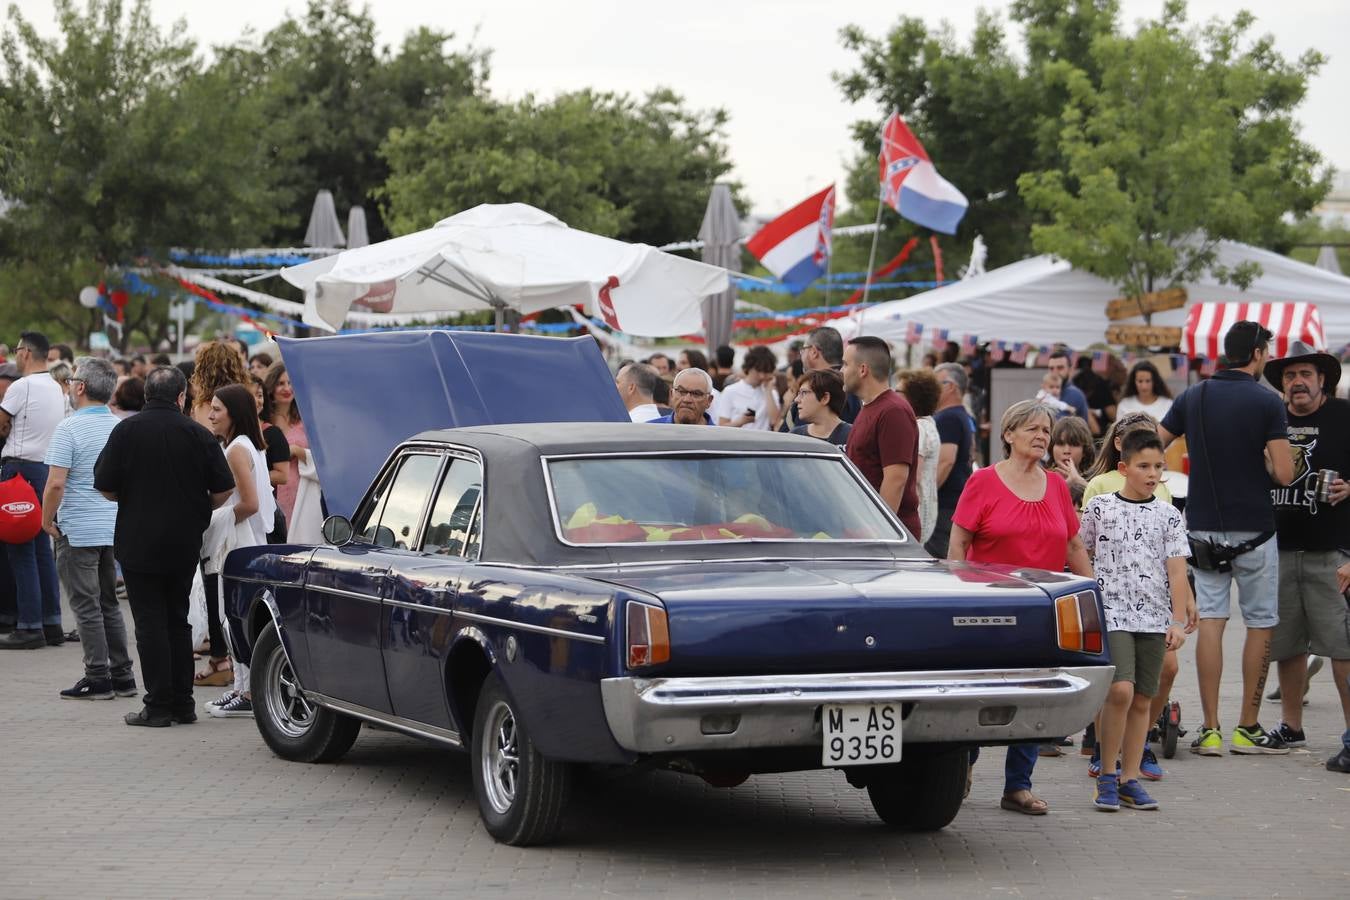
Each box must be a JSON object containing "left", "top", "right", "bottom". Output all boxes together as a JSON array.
[
  {"left": 358, "top": 454, "right": 442, "bottom": 550},
  {"left": 421, "top": 458, "right": 483, "bottom": 558}
]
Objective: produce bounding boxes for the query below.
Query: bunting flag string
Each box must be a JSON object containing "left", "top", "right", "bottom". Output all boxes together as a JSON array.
[{"left": 844, "top": 238, "right": 921, "bottom": 305}]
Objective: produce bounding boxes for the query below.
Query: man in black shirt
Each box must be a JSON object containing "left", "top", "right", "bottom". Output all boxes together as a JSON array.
[
  {"left": 94, "top": 367, "right": 234, "bottom": 727},
  {"left": 925, "top": 362, "right": 972, "bottom": 557},
  {"left": 778, "top": 326, "right": 860, "bottom": 432},
  {"left": 1261, "top": 342, "right": 1350, "bottom": 773}
]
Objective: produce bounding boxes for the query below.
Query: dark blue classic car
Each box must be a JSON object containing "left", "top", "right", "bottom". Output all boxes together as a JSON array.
[{"left": 223, "top": 422, "right": 1112, "bottom": 845}]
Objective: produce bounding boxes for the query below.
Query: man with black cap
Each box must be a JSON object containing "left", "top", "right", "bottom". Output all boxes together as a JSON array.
[
  {"left": 1160, "top": 320, "right": 1294, "bottom": 755},
  {"left": 1260, "top": 341, "right": 1350, "bottom": 773}
]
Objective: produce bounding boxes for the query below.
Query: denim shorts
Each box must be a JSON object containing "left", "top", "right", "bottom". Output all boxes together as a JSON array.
[{"left": 1190, "top": 531, "right": 1279, "bottom": 629}]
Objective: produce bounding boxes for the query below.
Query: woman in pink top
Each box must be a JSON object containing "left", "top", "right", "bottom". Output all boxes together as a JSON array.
[
  {"left": 264, "top": 364, "right": 307, "bottom": 524},
  {"left": 949, "top": 399, "right": 1094, "bottom": 817}
]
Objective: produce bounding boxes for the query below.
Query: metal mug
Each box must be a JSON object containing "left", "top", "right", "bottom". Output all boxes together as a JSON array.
[{"left": 1316, "top": 469, "right": 1340, "bottom": 503}]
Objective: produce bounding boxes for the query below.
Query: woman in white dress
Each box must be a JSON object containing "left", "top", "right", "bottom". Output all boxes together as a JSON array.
[
  {"left": 899, "top": 369, "right": 942, "bottom": 544},
  {"left": 1115, "top": 360, "right": 1173, "bottom": 421},
  {"left": 202, "top": 383, "right": 275, "bottom": 718}
]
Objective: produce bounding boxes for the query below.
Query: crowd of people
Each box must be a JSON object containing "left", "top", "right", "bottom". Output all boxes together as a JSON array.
[
  {"left": 1, "top": 319, "right": 1346, "bottom": 810},
  {"left": 616, "top": 321, "right": 1350, "bottom": 812},
  {"left": 0, "top": 331, "right": 316, "bottom": 726}
]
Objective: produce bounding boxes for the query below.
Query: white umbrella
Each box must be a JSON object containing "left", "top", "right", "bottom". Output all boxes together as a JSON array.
[
  {"left": 281, "top": 203, "right": 730, "bottom": 333},
  {"left": 303, "top": 189, "right": 346, "bottom": 248}
]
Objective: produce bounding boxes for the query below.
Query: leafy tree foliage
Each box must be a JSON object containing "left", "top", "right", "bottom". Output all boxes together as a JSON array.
[
  {"left": 217, "top": 1, "right": 489, "bottom": 243},
  {"left": 379, "top": 88, "right": 738, "bottom": 246},
  {"left": 0, "top": 0, "right": 282, "bottom": 348},
  {"left": 1019, "top": 3, "right": 1329, "bottom": 298}
]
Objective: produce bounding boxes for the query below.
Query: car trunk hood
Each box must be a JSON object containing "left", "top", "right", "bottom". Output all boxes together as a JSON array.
[{"left": 595, "top": 558, "right": 1092, "bottom": 676}]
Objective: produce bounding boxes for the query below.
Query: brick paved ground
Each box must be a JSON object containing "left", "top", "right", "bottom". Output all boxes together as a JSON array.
[{"left": 2, "top": 610, "right": 1346, "bottom": 899}]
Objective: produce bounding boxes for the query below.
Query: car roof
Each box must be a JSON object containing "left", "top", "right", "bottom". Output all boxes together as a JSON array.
[{"left": 409, "top": 422, "right": 840, "bottom": 456}]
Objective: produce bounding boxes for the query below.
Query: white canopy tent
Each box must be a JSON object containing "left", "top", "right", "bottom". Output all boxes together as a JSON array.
[{"left": 841, "top": 240, "right": 1350, "bottom": 351}]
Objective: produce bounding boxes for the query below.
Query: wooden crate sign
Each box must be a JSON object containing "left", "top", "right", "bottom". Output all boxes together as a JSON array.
[
  {"left": 1105, "top": 287, "right": 1188, "bottom": 321},
  {"left": 1105, "top": 324, "right": 1183, "bottom": 347}
]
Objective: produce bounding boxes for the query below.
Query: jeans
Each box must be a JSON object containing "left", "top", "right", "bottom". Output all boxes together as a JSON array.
[
  {"left": 123, "top": 563, "right": 197, "bottom": 718},
  {"left": 55, "top": 536, "right": 132, "bottom": 681},
  {"left": 1, "top": 460, "right": 60, "bottom": 630},
  {"left": 968, "top": 743, "right": 1040, "bottom": 793}
]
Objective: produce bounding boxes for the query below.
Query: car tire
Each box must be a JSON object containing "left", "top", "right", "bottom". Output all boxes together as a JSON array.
[
  {"left": 470, "top": 671, "right": 572, "bottom": 846},
  {"left": 865, "top": 749, "right": 967, "bottom": 831},
  {"left": 252, "top": 622, "right": 361, "bottom": 764}
]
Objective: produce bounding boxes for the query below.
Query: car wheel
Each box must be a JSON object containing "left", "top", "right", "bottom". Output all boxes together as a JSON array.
[
  {"left": 252, "top": 622, "right": 361, "bottom": 764},
  {"left": 470, "top": 672, "right": 572, "bottom": 846},
  {"left": 864, "top": 749, "right": 967, "bottom": 831}
]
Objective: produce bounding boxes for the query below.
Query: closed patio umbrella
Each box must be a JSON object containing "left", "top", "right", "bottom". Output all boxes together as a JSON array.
[{"left": 699, "top": 183, "right": 741, "bottom": 351}]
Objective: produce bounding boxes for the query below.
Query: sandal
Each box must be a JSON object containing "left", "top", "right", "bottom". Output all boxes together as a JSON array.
[
  {"left": 1000, "top": 790, "right": 1049, "bottom": 816},
  {"left": 194, "top": 657, "right": 233, "bottom": 687}
]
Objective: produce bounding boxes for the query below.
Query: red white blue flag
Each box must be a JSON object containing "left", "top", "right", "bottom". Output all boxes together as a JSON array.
[
  {"left": 878, "top": 113, "right": 968, "bottom": 235},
  {"left": 745, "top": 185, "right": 835, "bottom": 292}
]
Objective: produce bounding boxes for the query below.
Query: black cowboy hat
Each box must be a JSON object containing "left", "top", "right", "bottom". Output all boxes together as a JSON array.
[{"left": 1262, "top": 339, "right": 1341, "bottom": 394}]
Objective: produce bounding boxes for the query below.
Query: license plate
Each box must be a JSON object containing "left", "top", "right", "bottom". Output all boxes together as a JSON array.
[{"left": 822, "top": 703, "right": 901, "bottom": 766}]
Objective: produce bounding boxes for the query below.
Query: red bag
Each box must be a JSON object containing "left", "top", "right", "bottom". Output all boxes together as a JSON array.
[{"left": 0, "top": 472, "right": 42, "bottom": 544}]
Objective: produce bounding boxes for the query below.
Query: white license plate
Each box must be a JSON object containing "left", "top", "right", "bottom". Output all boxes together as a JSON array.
[{"left": 822, "top": 703, "right": 901, "bottom": 766}]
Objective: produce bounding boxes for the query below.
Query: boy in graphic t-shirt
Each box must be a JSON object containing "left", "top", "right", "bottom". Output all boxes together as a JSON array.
[{"left": 1079, "top": 430, "right": 1194, "bottom": 812}]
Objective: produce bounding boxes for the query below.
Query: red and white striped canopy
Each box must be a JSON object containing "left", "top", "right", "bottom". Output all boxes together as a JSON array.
[{"left": 1181, "top": 302, "right": 1326, "bottom": 360}]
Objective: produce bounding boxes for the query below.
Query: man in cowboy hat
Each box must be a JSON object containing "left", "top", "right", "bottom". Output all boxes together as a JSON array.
[{"left": 1262, "top": 340, "right": 1350, "bottom": 773}]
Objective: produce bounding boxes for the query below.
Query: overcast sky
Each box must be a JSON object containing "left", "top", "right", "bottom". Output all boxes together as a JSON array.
[{"left": 12, "top": 1, "right": 1348, "bottom": 223}]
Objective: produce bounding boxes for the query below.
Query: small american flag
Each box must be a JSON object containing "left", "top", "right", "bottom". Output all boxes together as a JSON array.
[
  {"left": 1092, "top": 350, "right": 1109, "bottom": 374},
  {"left": 905, "top": 320, "right": 924, "bottom": 345},
  {"left": 961, "top": 333, "right": 978, "bottom": 357},
  {"left": 930, "top": 327, "right": 950, "bottom": 348},
  {"left": 1010, "top": 342, "right": 1028, "bottom": 364},
  {"left": 1200, "top": 357, "right": 1217, "bottom": 376},
  {"left": 1171, "top": 354, "right": 1189, "bottom": 377}
]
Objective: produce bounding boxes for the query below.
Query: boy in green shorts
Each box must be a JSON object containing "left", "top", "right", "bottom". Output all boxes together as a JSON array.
[{"left": 1080, "top": 430, "right": 1194, "bottom": 810}]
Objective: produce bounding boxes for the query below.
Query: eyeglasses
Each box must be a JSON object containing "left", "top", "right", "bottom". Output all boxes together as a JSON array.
[{"left": 671, "top": 386, "right": 710, "bottom": 400}]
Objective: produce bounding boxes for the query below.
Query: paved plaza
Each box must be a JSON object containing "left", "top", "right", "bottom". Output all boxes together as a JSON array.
[{"left": 2, "top": 612, "right": 1346, "bottom": 899}]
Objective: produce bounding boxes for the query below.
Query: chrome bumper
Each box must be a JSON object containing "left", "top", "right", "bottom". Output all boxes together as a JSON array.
[{"left": 600, "top": 666, "right": 1114, "bottom": 754}]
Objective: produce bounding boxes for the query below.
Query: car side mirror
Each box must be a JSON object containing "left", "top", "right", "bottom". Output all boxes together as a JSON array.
[{"left": 322, "top": 515, "right": 354, "bottom": 546}]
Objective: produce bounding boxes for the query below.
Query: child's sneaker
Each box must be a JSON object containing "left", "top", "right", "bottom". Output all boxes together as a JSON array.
[
  {"left": 1087, "top": 750, "right": 1101, "bottom": 778},
  {"left": 1265, "top": 722, "right": 1306, "bottom": 748},
  {"left": 1093, "top": 774, "right": 1120, "bottom": 811},
  {"left": 1118, "top": 778, "right": 1159, "bottom": 810},
  {"left": 1139, "top": 747, "right": 1164, "bottom": 781},
  {"left": 1230, "top": 723, "right": 1290, "bottom": 755},
  {"left": 1189, "top": 726, "right": 1224, "bottom": 756}
]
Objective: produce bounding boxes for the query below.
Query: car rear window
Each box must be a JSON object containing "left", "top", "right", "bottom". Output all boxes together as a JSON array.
[{"left": 545, "top": 454, "right": 906, "bottom": 545}]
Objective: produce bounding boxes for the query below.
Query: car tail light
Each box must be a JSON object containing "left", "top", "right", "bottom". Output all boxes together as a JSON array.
[
  {"left": 626, "top": 601, "right": 670, "bottom": 669},
  {"left": 1055, "top": 590, "right": 1104, "bottom": 654}
]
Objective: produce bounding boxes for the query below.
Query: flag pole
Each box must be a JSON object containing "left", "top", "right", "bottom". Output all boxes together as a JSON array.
[{"left": 861, "top": 187, "right": 885, "bottom": 305}]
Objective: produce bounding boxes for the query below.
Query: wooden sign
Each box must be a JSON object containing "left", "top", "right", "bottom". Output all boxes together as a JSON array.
[
  {"left": 1105, "top": 324, "right": 1183, "bottom": 347},
  {"left": 1105, "top": 287, "right": 1188, "bottom": 321}
]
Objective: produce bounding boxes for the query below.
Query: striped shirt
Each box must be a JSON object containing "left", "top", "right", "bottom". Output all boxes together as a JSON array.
[{"left": 43, "top": 405, "right": 119, "bottom": 547}]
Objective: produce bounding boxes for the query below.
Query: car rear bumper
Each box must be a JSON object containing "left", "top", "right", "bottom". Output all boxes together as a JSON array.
[{"left": 599, "top": 666, "right": 1114, "bottom": 754}]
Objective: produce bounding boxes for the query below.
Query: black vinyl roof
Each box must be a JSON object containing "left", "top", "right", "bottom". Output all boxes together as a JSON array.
[{"left": 388, "top": 422, "right": 917, "bottom": 568}]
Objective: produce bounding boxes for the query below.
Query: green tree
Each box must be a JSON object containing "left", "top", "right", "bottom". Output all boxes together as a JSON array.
[
  {"left": 378, "top": 88, "right": 738, "bottom": 246},
  {"left": 0, "top": 0, "right": 283, "bottom": 348},
  {"left": 218, "top": 1, "right": 489, "bottom": 244},
  {"left": 1019, "top": 3, "right": 1329, "bottom": 300},
  {"left": 836, "top": 2, "right": 1117, "bottom": 267}
]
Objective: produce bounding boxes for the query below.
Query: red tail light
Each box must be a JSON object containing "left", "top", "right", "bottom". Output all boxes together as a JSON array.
[
  {"left": 626, "top": 601, "right": 670, "bottom": 669},
  {"left": 1055, "top": 591, "right": 1104, "bottom": 654}
]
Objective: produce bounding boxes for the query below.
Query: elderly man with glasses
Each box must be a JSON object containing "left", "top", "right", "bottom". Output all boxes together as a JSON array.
[
  {"left": 648, "top": 369, "right": 716, "bottom": 425},
  {"left": 42, "top": 358, "right": 137, "bottom": 698},
  {"left": 0, "top": 331, "right": 67, "bottom": 649}
]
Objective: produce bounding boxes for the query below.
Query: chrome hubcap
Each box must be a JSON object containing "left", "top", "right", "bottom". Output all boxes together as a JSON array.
[
  {"left": 480, "top": 700, "right": 519, "bottom": 814},
  {"left": 269, "top": 655, "right": 315, "bottom": 738}
]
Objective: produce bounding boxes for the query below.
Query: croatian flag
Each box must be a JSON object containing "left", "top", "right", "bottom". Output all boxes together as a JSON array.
[
  {"left": 878, "top": 113, "right": 968, "bottom": 235},
  {"left": 746, "top": 185, "right": 835, "bottom": 291}
]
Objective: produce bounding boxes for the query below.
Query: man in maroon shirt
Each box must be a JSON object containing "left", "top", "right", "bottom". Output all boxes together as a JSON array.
[{"left": 841, "top": 336, "right": 921, "bottom": 537}]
